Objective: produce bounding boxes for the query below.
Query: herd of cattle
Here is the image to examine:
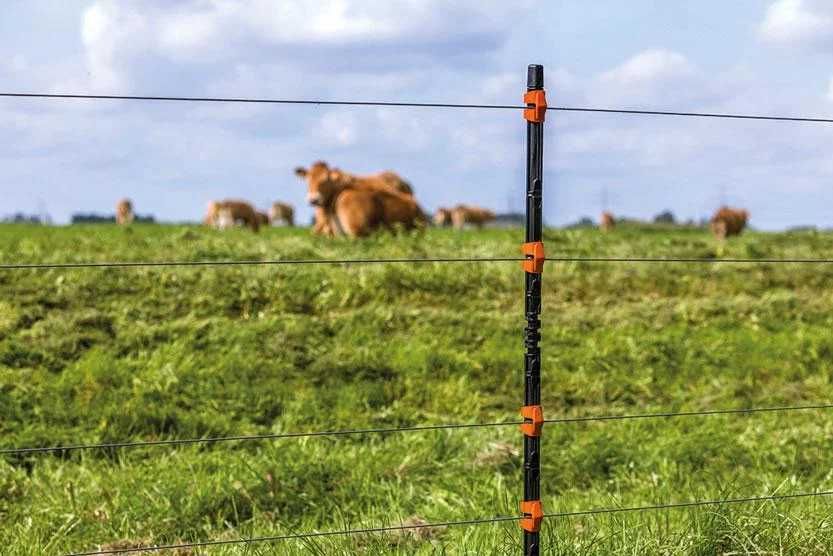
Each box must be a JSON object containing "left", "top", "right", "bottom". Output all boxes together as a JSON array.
[{"left": 114, "top": 161, "right": 749, "bottom": 239}]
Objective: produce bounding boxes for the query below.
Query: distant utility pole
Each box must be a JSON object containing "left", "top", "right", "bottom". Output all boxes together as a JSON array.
[
  {"left": 36, "top": 198, "right": 52, "bottom": 224},
  {"left": 718, "top": 183, "right": 728, "bottom": 207}
]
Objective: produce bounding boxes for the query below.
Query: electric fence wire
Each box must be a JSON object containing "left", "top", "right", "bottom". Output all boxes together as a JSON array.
[
  {"left": 5, "top": 403, "right": 832, "bottom": 457},
  {"left": 66, "top": 490, "right": 833, "bottom": 555},
  {"left": 2, "top": 91, "right": 833, "bottom": 124},
  {"left": 4, "top": 255, "right": 833, "bottom": 271}
]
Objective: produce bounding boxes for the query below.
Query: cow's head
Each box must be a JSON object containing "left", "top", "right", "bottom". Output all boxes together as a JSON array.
[
  {"left": 216, "top": 206, "right": 235, "bottom": 229},
  {"left": 295, "top": 161, "right": 345, "bottom": 207},
  {"left": 204, "top": 200, "right": 219, "bottom": 225}
]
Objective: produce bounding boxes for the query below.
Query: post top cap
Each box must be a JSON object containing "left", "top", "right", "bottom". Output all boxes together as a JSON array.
[{"left": 527, "top": 65, "right": 544, "bottom": 90}]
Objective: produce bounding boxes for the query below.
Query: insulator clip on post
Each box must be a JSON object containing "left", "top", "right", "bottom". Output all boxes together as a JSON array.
[
  {"left": 519, "top": 500, "right": 545, "bottom": 533},
  {"left": 521, "top": 241, "right": 545, "bottom": 273},
  {"left": 520, "top": 405, "right": 544, "bottom": 437},
  {"left": 523, "top": 90, "right": 547, "bottom": 123}
]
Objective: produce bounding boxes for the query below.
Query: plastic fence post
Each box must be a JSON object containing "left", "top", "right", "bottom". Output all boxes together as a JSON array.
[{"left": 521, "top": 63, "right": 546, "bottom": 556}]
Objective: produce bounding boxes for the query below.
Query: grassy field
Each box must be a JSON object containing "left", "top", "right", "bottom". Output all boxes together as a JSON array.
[{"left": 2, "top": 222, "right": 833, "bottom": 555}]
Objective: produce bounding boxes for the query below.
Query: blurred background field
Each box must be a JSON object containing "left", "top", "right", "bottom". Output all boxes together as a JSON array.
[{"left": 1, "top": 223, "right": 833, "bottom": 554}]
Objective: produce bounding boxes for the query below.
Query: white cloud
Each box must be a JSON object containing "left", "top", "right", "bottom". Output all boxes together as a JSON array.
[
  {"left": 314, "top": 111, "right": 360, "bottom": 147},
  {"left": 158, "top": 10, "right": 223, "bottom": 55},
  {"left": 828, "top": 77, "right": 833, "bottom": 102},
  {"left": 555, "top": 121, "right": 711, "bottom": 170},
  {"left": 759, "top": 0, "right": 833, "bottom": 47},
  {"left": 5, "top": 55, "right": 28, "bottom": 73},
  {"left": 587, "top": 49, "right": 708, "bottom": 109},
  {"left": 239, "top": 1, "right": 399, "bottom": 44},
  {"left": 550, "top": 48, "right": 828, "bottom": 175},
  {"left": 599, "top": 49, "right": 694, "bottom": 85},
  {"left": 374, "top": 108, "right": 432, "bottom": 152},
  {"left": 78, "top": 0, "right": 525, "bottom": 91},
  {"left": 81, "top": 2, "right": 148, "bottom": 91}
]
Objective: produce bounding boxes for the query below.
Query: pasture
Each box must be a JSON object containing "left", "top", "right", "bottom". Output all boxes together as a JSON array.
[{"left": 1, "top": 222, "right": 833, "bottom": 554}]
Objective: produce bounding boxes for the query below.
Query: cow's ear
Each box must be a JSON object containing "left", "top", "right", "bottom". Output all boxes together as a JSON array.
[{"left": 294, "top": 167, "right": 307, "bottom": 178}]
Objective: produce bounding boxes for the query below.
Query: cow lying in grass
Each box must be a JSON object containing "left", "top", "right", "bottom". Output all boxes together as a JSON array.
[
  {"left": 295, "top": 162, "right": 414, "bottom": 235},
  {"left": 434, "top": 205, "right": 495, "bottom": 230},
  {"left": 451, "top": 205, "right": 495, "bottom": 230},
  {"left": 269, "top": 202, "right": 294, "bottom": 226},
  {"left": 116, "top": 199, "right": 134, "bottom": 225},
  {"left": 711, "top": 206, "right": 749, "bottom": 240},
  {"left": 204, "top": 200, "right": 261, "bottom": 232},
  {"left": 295, "top": 161, "right": 426, "bottom": 237}
]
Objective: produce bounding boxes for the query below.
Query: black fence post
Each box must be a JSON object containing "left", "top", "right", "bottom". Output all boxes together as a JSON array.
[{"left": 521, "top": 63, "right": 546, "bottom": 556}]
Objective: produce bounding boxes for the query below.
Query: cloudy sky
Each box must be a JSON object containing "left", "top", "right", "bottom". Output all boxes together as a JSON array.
[{"left": 1, "top": 0, "right": 832, "bottom": 229}]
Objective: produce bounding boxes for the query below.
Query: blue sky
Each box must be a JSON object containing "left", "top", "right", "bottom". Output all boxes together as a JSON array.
[{"left": 1, "top": 0, "right": 832, "bottom": 229}]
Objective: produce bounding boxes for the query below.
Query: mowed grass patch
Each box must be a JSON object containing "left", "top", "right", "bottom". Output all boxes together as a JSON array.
[{"left": 1, "top": 223, "right": 833, "bottom": 554}]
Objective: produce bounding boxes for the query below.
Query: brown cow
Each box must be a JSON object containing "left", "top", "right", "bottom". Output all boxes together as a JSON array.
[
  {"left": 710, "top": 206, "right": 749, "bottom": 240},
  {"left": 449, "top": 205, "right": 495, "bottom": 230},
  {"left": 433, "top": 207, "right": 453, "bottom": 227},
  {"left": 600, "top": 212, "right": 615, "bottom": 232},
  {"left": 295, "top": 161, "right": 414, "bottom": 235},
  {"left": 204, "top": 200, "right": 261, "bottom": 232},
  {"left": 116, "top": 199, "right": 134, "bottom": 225},
  {"left": 269, "top": 202, "right": 295, "bottom": 227},
  {"left": 295, "top": 162, "right": 426, "bottom": 237}
]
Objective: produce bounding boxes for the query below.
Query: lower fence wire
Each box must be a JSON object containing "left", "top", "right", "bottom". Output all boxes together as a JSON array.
[
  {"left": 543, "top": 402, "right": 833, "bottom": 425},
  {"left": 68, "top": 491, "right": 833, "bottom": 555},
  {"left": 548, "top": 256, "right": 833, "bottom": 265},
  {"left": 0, "top": 421, "right": 521, "bottom": 456},
  {"left": 3, "top": 255, "right": 833, "bottom": 272},
  {"left": 0, "top": 256, "right": 523, "bottom": 271}
]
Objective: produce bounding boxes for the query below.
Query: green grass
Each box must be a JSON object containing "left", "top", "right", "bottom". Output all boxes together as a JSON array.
[{"left": 2, "top": 222, "right": 833, "bottom": 555}]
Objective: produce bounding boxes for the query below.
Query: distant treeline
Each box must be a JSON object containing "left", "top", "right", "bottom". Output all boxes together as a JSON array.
[
  {"left": 71, "top": 213, "right": 156, "bottom": 224},
  {"left": 565, "top": 210, "right": 710, "bottom": 229},
  {"left": 493, "top": 212, "right": 524, "bottom": 226},
  {"left": 1, "top": 213, "right": 52, "bottom": 224}
]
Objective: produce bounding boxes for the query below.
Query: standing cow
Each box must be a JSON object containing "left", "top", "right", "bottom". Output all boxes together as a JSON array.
[
  {"left": 116, "top": 199, "right": 134, "bottom": 225},
  {"left": 600, "top": 212, "right": 615, "bottom": 232},
  {"left": 294, "top": 161, "right": 415, "bottom": 236},
  {"left": 269, "top": 202, "right": 295, "bottom": 227},
  {"left": 710, "top": 206, "right": 749, "bottom": 240},
  {"left": 295, "top": 161, "right": 426, "bottom": 237},
  {"left": 433, "top": 208, "right": 453, "bottom": 227}
]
